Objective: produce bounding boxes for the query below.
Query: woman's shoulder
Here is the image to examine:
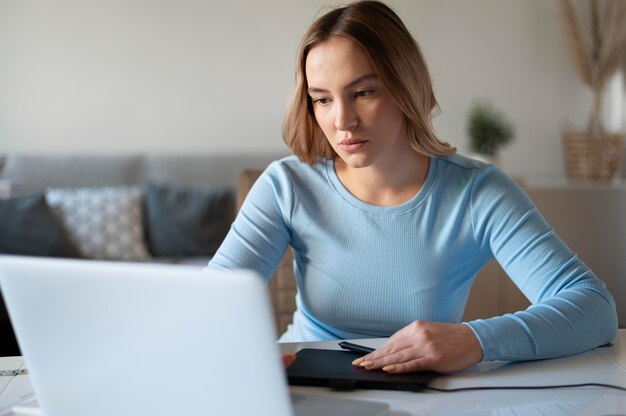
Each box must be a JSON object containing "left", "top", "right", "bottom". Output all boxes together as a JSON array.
[
  {"left": 252, "top": 156, "right": 332, "bottom": 202},
  {"left": 436, "top": 154, "right": 530, "bottom": 208},
  {"left": 432, "top": 154, "right": 519, "bottom": 196},
  {"left": 436, "top": 153, "right": 491, "bottom": 173},
  {"left": 264, "top": 155, "right": 329, "bottom": 181},
  {"left": 267, "top": 154, "right": 310, "bottom": 170},
  {"left": 432, "top": 153, "right": 497, "bottom": 185}
]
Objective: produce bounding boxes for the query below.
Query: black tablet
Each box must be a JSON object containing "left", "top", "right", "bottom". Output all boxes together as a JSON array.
[{"left": 286, "top": 348, "right": 437, "bottom": 392}]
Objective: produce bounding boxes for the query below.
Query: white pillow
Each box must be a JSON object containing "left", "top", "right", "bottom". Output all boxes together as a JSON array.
[{"left": 46, "top": 185, "right": 150, "bottom": 261}]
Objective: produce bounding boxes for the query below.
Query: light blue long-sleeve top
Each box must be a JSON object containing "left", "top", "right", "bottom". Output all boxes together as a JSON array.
[{"left": 208, "top": 154, "right": 617, "bottom": 362}]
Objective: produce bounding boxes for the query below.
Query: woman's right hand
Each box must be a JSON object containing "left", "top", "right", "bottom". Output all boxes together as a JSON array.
[
  {"left": 351, "top": 320, "right": 483, "bottom": 373},
  {"left": 282, "top": 353, "right": 297, "bottom": 368}
]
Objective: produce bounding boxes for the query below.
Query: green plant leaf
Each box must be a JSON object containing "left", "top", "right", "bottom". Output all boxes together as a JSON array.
[{"left": 467, "top": 101, "right": 515, "bottom": 157}]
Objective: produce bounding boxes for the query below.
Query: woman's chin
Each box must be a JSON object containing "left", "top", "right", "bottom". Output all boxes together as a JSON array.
[{"left": 335, "top": 153, "right": 373, "bottom": 170}]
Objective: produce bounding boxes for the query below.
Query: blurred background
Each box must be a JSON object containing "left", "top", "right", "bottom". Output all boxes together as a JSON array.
[{"left": 0, "top": 0, "right": 624, "bottom": 180}]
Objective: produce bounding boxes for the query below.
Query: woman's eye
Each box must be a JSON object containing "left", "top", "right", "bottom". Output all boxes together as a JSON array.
[
  {"left": 312, "top": 97, "right": 330, "bottom": 105},
  {"left": 355, "top": 89, "right": 374, "bottom": 98}
]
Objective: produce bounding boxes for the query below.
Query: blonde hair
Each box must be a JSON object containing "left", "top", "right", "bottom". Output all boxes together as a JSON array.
[{"left": 282, "top": 0, "right": 456, "bottom": 164}]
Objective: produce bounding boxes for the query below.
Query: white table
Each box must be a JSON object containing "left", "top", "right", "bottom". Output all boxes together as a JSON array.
[
  {"left": 0, "top": 357, "right": 33, "bottom": 416},
  {"left": 281, "top": 329, "right": 626, "bottom": 415},
  {"left": 1, "top": 330, "right": 625, "bottom": 416}
]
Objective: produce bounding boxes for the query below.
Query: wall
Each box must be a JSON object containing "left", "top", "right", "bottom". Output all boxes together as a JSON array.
[{"left": 0, "top": 0, "right": 614, "bottom": 179}]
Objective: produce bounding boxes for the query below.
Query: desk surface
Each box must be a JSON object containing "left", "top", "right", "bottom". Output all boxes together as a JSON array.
[
  {"left": 280, "top": 330, "right": 626, "bottom": 415},
  {"left": 1, "top": 330, "right": 625, "bottom": 416}
]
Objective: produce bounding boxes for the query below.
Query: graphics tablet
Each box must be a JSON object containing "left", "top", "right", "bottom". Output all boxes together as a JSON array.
[{"left": 286, "top": 348, "right": 437, "bottom": 392}]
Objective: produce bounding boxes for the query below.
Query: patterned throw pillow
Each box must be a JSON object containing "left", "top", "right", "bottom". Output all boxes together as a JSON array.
[{"left": 46, "top": 186, "right": 150, "bottom": 261}]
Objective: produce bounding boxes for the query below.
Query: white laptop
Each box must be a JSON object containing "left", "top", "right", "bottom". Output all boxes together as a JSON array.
[{"left": 0, "top": 256, "right": 390, "bottom": 416}]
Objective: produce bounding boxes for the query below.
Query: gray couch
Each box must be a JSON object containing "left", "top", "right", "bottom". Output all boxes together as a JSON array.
[
  {"left": 0, "top": 153, "right": 285, "bottom": 355},
  {"left": 0, "top": 153, "right": 284, "bottom": 260},
  {"left": 1, "top": 154, "right": 282, "bottom": 198}
]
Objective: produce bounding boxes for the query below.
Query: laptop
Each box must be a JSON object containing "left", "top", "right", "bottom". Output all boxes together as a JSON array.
[{"left": 0, "top": 256, "right": 391, "bottom": 416}]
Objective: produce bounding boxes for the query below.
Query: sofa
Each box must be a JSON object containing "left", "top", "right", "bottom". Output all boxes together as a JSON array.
[{"left": 0, "top": 153, "right": 286, "bottom": 355}]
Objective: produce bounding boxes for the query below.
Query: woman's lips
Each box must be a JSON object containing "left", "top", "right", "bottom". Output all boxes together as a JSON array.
[{"left": 338, "top": 139, "right": 367, "bottom": 153}]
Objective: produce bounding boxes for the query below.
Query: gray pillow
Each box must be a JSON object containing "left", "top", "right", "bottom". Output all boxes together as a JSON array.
[
  {"left": 0, "top": 193, "right": 81, "bottom": 258},
  {"left": 144, "top": 183, "right": 234, "bottom": 257}
]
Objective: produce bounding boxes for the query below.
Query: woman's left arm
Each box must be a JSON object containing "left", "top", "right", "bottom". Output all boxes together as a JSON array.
[
  {"left": 355, "top": 166, "right": 617, "bottom": 373},
  {"left": 462, "top": 166, "right": 617, "bottom": 362}
]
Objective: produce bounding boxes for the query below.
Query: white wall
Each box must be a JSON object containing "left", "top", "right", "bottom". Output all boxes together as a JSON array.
[{"left": 0, "top": 0, "right": 605, "bottom": 179}]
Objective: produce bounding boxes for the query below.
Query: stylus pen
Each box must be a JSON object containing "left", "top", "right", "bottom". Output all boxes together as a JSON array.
[{"left": 338, "top": 341, "right": 375, "bottom": 355}]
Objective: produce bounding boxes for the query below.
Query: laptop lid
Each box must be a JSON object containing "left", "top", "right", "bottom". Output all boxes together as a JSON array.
[{"left": 0, "top": 256, "right": 293, "bottom": 416}]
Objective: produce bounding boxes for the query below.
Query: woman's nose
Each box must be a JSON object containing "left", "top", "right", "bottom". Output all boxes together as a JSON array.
[{"left": 334, "top": 100, "right": 358, "bottom": 131}]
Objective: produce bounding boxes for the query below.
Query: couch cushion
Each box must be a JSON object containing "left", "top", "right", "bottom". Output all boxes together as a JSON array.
[
  {"left": 144, "top": 183, "right": 234, "bottom": 257},
  {"left": 0, "top": 193, "right": 81, "bottom": 258},
  {"left": 46, "top": 185, "right": 150, "bottom": 261},
  {"left": 0, "top": 155, "right": 143, "bottom": 197}
]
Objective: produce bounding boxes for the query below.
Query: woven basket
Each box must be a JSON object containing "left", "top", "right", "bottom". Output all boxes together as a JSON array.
[{"left": 562, "top": 132, "right": 623, "bottom": 183}]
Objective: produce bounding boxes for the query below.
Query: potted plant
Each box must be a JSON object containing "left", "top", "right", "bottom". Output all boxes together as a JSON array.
[
  {"left": 467, "top": 100, "right": 515, "bottom": 165},
  {"left": 559, "top": 0, "right": 626, "bottom": 183}
]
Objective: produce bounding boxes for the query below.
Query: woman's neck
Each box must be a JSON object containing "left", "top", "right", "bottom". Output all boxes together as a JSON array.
[{"left": 334, "top": 152, "right": 429, "bottom": 207}]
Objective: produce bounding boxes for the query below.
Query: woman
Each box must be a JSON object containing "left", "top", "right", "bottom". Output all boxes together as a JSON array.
[{"left": 208, "top": 0, "right": 617, "bottom": 373}]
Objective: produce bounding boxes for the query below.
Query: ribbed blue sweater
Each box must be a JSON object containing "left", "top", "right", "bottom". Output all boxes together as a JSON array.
[{"left": 208, "top": 154, "right": 617, "bottom": 362}]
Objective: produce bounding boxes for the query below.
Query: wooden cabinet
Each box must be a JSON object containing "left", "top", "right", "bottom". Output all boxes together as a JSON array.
[
  {"left": 463, "top": 260, "right": 530, "bottom": 321},
  {"left": 527, "top": 181, "right": 626, "bottom": 328}
]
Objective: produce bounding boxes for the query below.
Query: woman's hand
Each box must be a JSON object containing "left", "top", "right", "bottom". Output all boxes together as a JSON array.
[
  {"left": 282, "top": 353, "right": 297, "bottom": 368},
  {"left": 352, "top": 321, "right": 483, "bottom": 373}
]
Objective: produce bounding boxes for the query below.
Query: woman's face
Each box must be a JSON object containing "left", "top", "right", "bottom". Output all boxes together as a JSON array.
[{"left": 305, "top": 36, "right": 409, "bottom": 170}]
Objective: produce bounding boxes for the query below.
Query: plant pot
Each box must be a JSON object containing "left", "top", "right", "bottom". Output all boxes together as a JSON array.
[{"left": 562, "top": 132, "right": 624, "bottom": 183}]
